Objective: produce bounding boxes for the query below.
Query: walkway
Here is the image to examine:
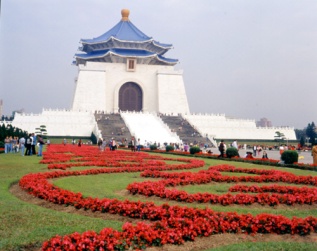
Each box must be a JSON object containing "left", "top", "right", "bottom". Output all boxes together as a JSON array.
[{"left": 207, "top": 147, "right": 313, "bottom": 165}]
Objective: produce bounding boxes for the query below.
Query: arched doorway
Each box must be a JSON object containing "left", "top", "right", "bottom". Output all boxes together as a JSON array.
[{"left": 119, "top": 82, "right": 142, "bottom": 112}]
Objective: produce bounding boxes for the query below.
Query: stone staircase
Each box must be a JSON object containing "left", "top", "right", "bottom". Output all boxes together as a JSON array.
[
  {"left": 94, "top": 113, "right": 132, "bottom": 144},
  {"left": 160, "top": 115, "right": 214, "bottom": 147},
  {"left": 95, "top": 113, "right": 215, "bottom": 148}
]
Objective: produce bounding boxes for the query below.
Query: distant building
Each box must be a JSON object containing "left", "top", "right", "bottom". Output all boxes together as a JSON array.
[{"left": 256, "top": 118, "right": 272, "bottom": 127}]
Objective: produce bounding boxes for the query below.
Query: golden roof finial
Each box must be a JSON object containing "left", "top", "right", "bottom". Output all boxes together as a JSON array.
[{"left": 121, "top": 9, "right": 130, "bottom": 21}]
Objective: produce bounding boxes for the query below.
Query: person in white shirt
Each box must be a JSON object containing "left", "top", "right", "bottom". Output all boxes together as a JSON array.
[
  {"left": 232, "top": 140, "right": 238, "bottom": 150},
  {"left": 19, "top": 137, "right": 26, "bottom": 156}
]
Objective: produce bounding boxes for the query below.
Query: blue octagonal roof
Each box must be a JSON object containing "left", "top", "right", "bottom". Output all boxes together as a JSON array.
[{"left": 74, "top": 9, "right": 177, "bottom": 66}]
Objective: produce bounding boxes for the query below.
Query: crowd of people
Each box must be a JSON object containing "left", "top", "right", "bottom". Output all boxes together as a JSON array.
[
  {"left": 94, "top": 136, "right": 201, "bottom": 153},
  {"left": 216, "top": 140, "right": 317, "bottom": 165},
  {"left": 217, "top": 140, "right": 270, "bottom": 159},
  {"left": 4, "top": 133, "right": 46, "bottom": 156},
  {"left": 3, "top": 134, "right": 317, "bottom": 165}
]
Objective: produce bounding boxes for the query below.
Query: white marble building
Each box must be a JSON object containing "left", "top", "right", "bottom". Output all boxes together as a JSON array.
[
  {"left": 8, "top": 9, "right": 296, "bottom": 142},
  {"left": 72, "top": 62, "right": 189, "bottom": 114}
]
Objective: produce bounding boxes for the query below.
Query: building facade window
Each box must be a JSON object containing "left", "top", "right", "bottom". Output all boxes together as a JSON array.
[{"left": 127, "top": 59, "right": 136, "bottom": 71}]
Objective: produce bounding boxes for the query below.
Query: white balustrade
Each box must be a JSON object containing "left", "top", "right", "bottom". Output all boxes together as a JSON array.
[{"left": 182, "top": 114, "right": 296, "bottom": 140}]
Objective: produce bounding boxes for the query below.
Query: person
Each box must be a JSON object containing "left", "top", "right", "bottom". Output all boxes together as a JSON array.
[
  {"left": 312, "top": 144, "right": 317, "bottom": 165},
  {"left": 4, "top": 136, "right": 10, "bottom": 154},
  {"left": 279, "top": 145, "right": 285, "bottom": 156},
  {"left": 184, "top": 143, "right": 189, "bottom": 152},
  {"left": 31, "top": 133, "right": 37, "bottom": 155},
  {"left": 111, "top": 138, "right": 116, "bottom": 151},
  {"left": 245, "top": 152, "right": 253, "bottom": 159},
  {"left": 78, "top": 139, "right": 82, "bottom": 147},
  {"left": 253, "top": 145, "right": 257, "bottom": 156},
  {"left": 12, "top": 137, "right": 18, "bottom": 153},
  {"left": 8, "top": 136, "right": 13, "bottom": 153},
  {"left": 218, "top": 140, "right": 226, "bottom": 158},
  {"left": 97, "top": 138, "right": 103, "bottom": 150},
  {"left": 131, "top": 137, "right": 136, "bottom": 152},
  {"left": 101, "top": 139, "right": 107, "bottom": 151},
  {"left": 63, "top": 138, "right": 67, "bottom": 146},
  {"left": 19, "top": 136, "right": 25, "bottom": 156},
  {"left": 232, "top": 140, "right": 238, "bottom": 150},
  {"left": 257, "top": 145, "right": 262, "bottom": 155},
  {"left": 37, "top": 135, "right": 45, "bottom": 156},
  {"left": 262, "top": 151, "right": 268, "bottom": 159},
  {"left": 108, "top": 139, "right": 112, "bottom": 151},
  {"left": 137, "top": 138, "right": 141, "bottom": 152},
  {"left": 25, "top": 134, "right": 33, "bottom": 156}
]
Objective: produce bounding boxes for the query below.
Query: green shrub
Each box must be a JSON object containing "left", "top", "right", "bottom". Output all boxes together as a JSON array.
[
  {"left": 165, "top": 145, "right": 174, "bottom": 152},
  {"left": 0, "top": 141, "right": 4, "bottom": 148},
  {"left": 189, "top": 146, "right": 201, "bottom": 154},
  {"left": 281, "top": 150, "right": 298, "bottom": 164},
  {"left": 226, "top": 147, "right": 240, "bottom": 158},
  {"left": 150, "top": 145, "right": 157, "bottom": 150}
]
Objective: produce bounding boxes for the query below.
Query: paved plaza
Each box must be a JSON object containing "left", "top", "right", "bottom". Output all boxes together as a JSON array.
[{"left": 207, "top": 147, "right": 313, "bottom": 165}]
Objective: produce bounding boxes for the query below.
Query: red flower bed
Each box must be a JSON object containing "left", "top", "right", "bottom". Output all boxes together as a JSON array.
[
  {"left": 19, "top": 145, "right": 317, "bottom": 250},
  {"left": 128, "top": 165, "right": 317, "bottom": 206},
  {"left": 40, "top": 145, "right": 202, "bottom": 170}
]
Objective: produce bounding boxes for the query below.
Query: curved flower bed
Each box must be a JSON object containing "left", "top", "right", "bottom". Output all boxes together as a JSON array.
[
  {"left": 127, "top": 166, "right": 317, "bottom": 206},
  {"left": 19, "top": 145, "right": 317, "bottom": 250}
]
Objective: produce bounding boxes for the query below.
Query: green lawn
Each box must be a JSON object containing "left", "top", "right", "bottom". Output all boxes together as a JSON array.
[
  {"left": 0, "top": 153, "right": 122, "bottom": 251},
  {"left": 1, "top": 149, "right": 317, "bottom": 251}
]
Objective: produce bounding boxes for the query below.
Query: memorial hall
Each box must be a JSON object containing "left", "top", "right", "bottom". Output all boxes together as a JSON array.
[{"left": 10, "top": 9, "right": 296, "bottom": 145}]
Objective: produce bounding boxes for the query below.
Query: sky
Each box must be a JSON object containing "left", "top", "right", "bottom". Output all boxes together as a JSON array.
[{"left": 1, "top": 0, "right": 316, "bottom": 129}]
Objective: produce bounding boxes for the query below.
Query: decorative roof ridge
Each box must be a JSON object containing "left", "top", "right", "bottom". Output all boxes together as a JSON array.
[
  {"left": 156, "top": 55, "right": 178, "bottom": 64},
  {"left": 108, "top": 51, "right": 177, "bottom": 64},
  {"left": 81, "top": 36, "right": 153, "bottom": 45},
  {"left": 125, "top": 18, "right": 152, "bottom": 40},
  {"left": 80, "top": 36, "right": 172, "bottom": 50},
  {"left": 75, "top": 49, "right": 177, "bottom": 64}
]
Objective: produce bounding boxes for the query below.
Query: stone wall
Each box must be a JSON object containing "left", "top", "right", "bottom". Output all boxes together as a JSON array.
[
  {"left": 12, "top": 109, "right": 100, "bottom": 137},
  {"left": 183, "top": 114, "right": 296, "bottom": 140}
]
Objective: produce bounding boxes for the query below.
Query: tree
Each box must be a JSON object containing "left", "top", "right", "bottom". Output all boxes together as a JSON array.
[
  {"left": 35, "top": 125, "right": 48, "bottom": 139},
  {"left": 306, "top": 122, "right": 316, "bottom": 146},
  {"left": 299, "top": 136, "right": 305, "bottom": 148},
  {"left": 0, "top": 123, "right": 28, "bottom": 142},
  {"left": 294, "top": 129, "right": 305, "bottom": 140},
  {"left": 274, "top": 131, "right": 286, "bottom": 145}
]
